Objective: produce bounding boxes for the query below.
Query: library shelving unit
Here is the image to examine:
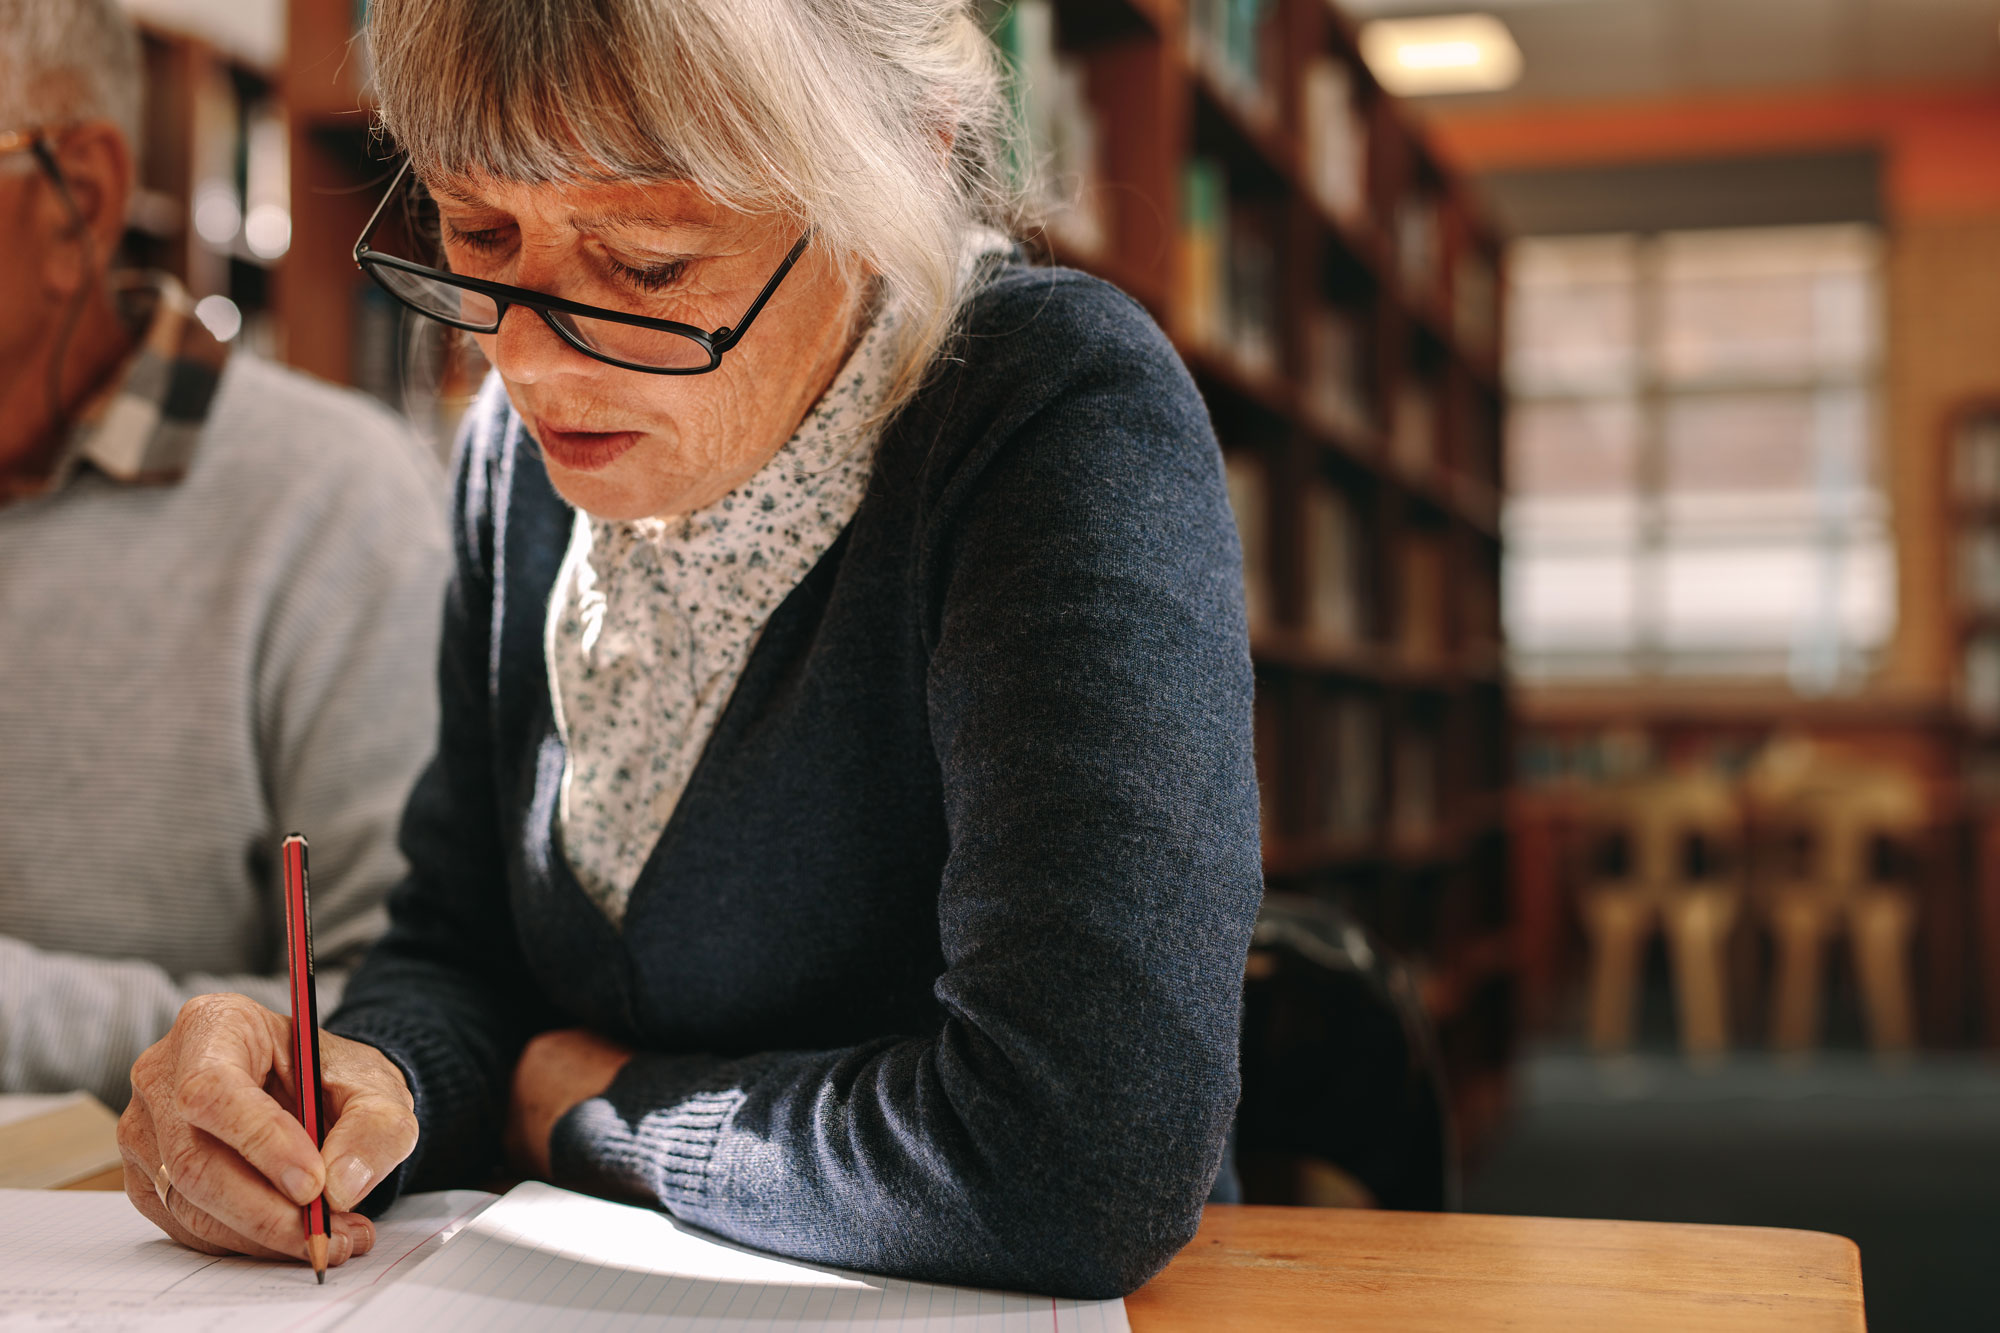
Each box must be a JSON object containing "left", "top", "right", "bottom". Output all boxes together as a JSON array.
[
  {"left": 1001, "top": 0, "right": 1512, "bottom": 1155},
  {"left": 279, "top": 0, "right": 483, "bottom": 443},
  {"left": 125, "top": 22, "right": 287, "bottom": 356},
  {"left": 1947, "top": 400, "right": 2000, "bottom": 1048},
  {"left": 271, "top": 0, "right": 1513, "bottom": 1150}
]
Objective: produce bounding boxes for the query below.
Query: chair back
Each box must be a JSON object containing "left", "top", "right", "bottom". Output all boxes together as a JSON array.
[
  {"left": 1581, "top": 771, "right": 1741, "bottom": 894},
  {"left": 1237, "top": 894, "right": 1456, "bottom": 1211}
]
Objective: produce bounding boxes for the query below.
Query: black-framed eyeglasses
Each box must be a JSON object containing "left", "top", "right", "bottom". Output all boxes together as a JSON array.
[{"left": 352, "top": 159, "right": 812, "bottom": 375}]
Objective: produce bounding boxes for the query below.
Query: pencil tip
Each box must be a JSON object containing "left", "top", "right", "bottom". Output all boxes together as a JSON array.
[
  {"left": 317, "top": 1270, "right": 325, "bottom": 1285},
  {"left": 308, "top": 1232, "right": 329, "bottom": 1283}
]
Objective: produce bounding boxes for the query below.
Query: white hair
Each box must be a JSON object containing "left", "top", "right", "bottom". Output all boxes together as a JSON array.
[
  {"left": 0, "top": 0, "right": 141, "bottom": 154},
  {"left": 366, "top": 0, "right": 1031, "bottom": 426}
]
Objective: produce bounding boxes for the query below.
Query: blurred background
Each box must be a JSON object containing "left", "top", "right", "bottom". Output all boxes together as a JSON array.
[{"left": 111, "top": 0, "right": 2000, "bottom": 1327}]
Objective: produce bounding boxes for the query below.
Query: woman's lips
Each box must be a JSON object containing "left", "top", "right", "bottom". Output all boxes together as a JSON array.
[{"left": 533, "top": 421, "right": 642, "bottom": 473}]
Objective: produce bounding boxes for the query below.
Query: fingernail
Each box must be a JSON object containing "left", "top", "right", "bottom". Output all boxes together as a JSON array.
[
  {"left": 281, "top": 1166, "right": 319, "bottom": 1205},
  {"left": 330, "top": 1156, "right": 373, "bottom": 1209},
  {"left": 330, "top": 1234, "right": 353, "bottom": 1266}
]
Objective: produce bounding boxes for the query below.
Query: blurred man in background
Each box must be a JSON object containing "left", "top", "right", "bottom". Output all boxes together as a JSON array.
[{"left": 0, "top": 0, "right": 448, "bottom": 1107}]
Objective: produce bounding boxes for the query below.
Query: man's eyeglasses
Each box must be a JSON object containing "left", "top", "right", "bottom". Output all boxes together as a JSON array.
[
  {"left": 352, "top": 160, "right": 811, "bottom": 375},
  {"left": 0, "top": 127, "right": 83, "bottom": 225},
  {"left": 0, "top": 126, "right": 53, "bottom": 165}
]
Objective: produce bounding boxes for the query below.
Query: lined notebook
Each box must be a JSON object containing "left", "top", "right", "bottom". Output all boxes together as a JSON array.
[
  {"left": 0, "top": 1183, "right": 1130, "bottom": 1332},
  {"left": 0, "top": 1187, "right": 495, "bottom": 1331},
  {"left": 344, "top": 1182, "right": 1131, "bottom": 1332}
]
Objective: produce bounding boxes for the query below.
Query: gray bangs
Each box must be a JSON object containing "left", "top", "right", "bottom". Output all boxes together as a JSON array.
[
  {"left": 372, "top": 1, "right": 792, "bottom": 205},
  {"left": 366, "top": 0, "right": 1026, "bottom": 423}
]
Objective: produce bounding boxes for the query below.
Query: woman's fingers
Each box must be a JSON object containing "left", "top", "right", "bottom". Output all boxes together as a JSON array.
[
  {"left": 158, "top": 1121, "right": 327, "bottom": 1259},
  {"left": 171, "top": 995, "right": 326, "bottom": 1206},
  {"left": 125, "top": 1159, "right": 369, "bottom": 1270},
  {"left": 332, "top": 1211, "right": 377, "bottom": 1259},
  {"left": 316, "top": 1033, "right": 418, "bottom": 1212},
  {"left": 119, "top": 997, "right": 415, "bottom": 1263},
  {"left": 316, "top": 1089, "right": 417, "bottom": 1211},
  {"left": 124, "top": 1157, "right": 299, "bottom": 1263},
  {"left": 158, "top": 1175, "right": 304, "bottom": 1263}
]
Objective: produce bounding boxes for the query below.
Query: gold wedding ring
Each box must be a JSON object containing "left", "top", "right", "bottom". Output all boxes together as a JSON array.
[{"left": 155, "top": 1160, "right": 174, "bottom": 1211}]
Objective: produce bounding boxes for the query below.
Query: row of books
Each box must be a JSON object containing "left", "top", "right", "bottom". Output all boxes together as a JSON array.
[
  {"left": 1226, "top": 450, "right": 1276, "bottom": 633},
  {"left": 1227, "top": 455, "right": 1373, "bottom": 646},
  {"left": 128, "top": 28, "right": 289, "bottom": 350},
  {"left": 1320, "top": 696, "right": 1441, "bottom": 842},
  {"left": 1228, "top": 452, "right": 1473, "bottom": 667},
  {"left": 1395, "top": 190, "right": 1441, "bottom": 309},
  {"left": 1954, "top": 412, "right": 2000, "bottom": 502},
  {"left": 1252, "top": 690, "right": 1449, "bottom": 845},
  {"left": 1454, "top": 250, "right": 1498, "bottom": 361},
  {"left": 1960, "top": 526, "right": 2000, "bottom": 611},
  {"left": 1187, "top": 0, "right": 1281, "bottom": 117},
  {"left": 1182, "top": 159, "right": 1281, "bottom": 377},
  {"left": 989, "top": 0, "right": 1108, "bottom": 256},
  {"left": 1965, "top": 633, "right": 2000, "bottom": 727},
  {"left": 1398, "top": 533, "right": 1449, "bottom": 668},
  {"left": 981, "top": 5, "right": 1503, "bottom": 366},
  {"left": 1300, "top": 56, "right": 1369, "bottom": 225},
  {"left": 1391, "top": 378, "right": 1439, "bottom": 473},
  {"left": 1303, "top": 305, "right": 1377, "bottom": 439},
  {"left": 1303, "top": 482, "right": 1368, "bottom": 644}
]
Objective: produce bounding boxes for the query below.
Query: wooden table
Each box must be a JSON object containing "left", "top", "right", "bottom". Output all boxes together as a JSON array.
[
  {"left": 1127, "top": 1205, "right": 1864, "bottom": 1332},
  {"left": 25, "top": 1100, "right": 1864, "bottom": 1330}
]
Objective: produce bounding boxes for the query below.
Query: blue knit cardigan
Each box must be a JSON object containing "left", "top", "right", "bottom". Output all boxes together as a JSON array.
[{"left": 328, "top": 262, "right": 1264, "bottom": 1299}]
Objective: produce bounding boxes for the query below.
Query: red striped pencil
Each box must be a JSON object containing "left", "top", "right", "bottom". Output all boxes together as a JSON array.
[{"left": 281, "top": 833, "right": 330, "bottom": 1282}]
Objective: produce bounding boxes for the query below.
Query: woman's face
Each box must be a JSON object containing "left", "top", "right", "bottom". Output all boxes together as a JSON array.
[{"left": 429, "top": 170, "right": 861, "bottom": 520}]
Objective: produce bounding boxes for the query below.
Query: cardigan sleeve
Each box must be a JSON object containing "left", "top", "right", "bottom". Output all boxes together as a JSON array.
[
  {"left": 326, "top": 384, "right": 561, "bottom": 1201},
  {"left": 542, "top": 287, "right": 1264, "bottom": 1298}
]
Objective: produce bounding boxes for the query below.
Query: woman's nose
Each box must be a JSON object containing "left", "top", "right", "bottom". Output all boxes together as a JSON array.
[{"left": 484, "top": 302, "right": 591, "bottom": 386}]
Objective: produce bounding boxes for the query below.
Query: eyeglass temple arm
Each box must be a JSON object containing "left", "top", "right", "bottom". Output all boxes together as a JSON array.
[
  {"left": 711, "top": 231, "right": 814, "bottom": 352},
  {"left": 27, "top": 136, "right": 87, "bottom": 232},
  {"left": 355, "top": 158, "right": 413, "bottom": 263}
]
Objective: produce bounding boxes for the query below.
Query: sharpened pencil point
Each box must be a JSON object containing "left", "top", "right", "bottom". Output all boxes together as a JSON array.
[
  {"left": 317, "top": 1268, "right": 325, "bottom": 1285},
  {"left": 308, "top": 1233, "right": 328, "bottom": 1283}
]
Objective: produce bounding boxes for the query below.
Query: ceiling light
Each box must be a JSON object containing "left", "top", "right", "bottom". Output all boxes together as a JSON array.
[{"left": 1359, "top": 14, "right": 1524, "bottom": 96}]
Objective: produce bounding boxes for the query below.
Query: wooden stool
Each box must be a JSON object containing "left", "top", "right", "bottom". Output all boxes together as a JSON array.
[
  {"left": 1579, "top": 773, "right": 1743, "bottom": 1063},
  {"left": 1754, "top": 768, "right": 1924, "bottom": 1057}
]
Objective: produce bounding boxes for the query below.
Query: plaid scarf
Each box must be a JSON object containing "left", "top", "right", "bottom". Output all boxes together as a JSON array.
[{"left": 45, "top": 274, "right": 230, "bottom": 491}]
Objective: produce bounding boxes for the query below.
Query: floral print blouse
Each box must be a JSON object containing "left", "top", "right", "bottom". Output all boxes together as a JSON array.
[{"left": 544, "top": 299, "right": 900, "bottom": 924}]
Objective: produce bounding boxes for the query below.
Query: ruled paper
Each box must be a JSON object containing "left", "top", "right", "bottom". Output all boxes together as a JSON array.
[
  {"left": 0, "top": 1187, "right": 495, "bottom": 1332},
  {"left": 339, "top": 1181, "right": 1132, "bottom": 1333}
]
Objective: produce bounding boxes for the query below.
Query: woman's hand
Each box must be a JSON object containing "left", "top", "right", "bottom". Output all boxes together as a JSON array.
[
  {"left": 117, "top": 992, "right": 418, "bottom": 1265},
  {"left": 504, "top": 1028, "right": 633, "bottom": 1180}
]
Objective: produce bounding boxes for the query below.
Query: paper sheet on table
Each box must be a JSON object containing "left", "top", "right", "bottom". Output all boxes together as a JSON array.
[
  {"left": 339, "top": 1181, "right": 1131, "bottom": 1332},
  {"left": 0, "top": 1187, "right": 495, "bottom": 1332}
]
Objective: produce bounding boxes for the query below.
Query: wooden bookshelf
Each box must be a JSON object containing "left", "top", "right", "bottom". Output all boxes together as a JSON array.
[
  {"left": 269, "top": 0, "right": 1513, "bottom": 1151},
  {"left": 125, "top": 24, "right": 285, "bottom": 355},
  {"left": 1013, "top": 0, "right": 1514, "bottom": 1157},
  {"left": 1946, "top": 399, "right": 2000, "bottom": 1047}
]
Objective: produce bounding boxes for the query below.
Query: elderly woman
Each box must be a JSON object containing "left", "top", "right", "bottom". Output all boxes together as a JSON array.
[{"left": 117, "top": 0, "right": 1260, "bottom": 1299}]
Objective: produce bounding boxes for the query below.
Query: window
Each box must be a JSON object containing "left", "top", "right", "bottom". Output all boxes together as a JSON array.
[{"left": 1503, "top": 225, "right": 1891, "bottom": 689}]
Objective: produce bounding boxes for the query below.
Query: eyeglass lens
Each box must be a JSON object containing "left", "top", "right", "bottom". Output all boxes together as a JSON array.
[{"left": 365, "top": 263, "right": 716, "bottom": 371}]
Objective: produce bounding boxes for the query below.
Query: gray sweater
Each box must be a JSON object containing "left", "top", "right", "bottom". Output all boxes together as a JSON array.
[
  {"left": 0, "top": 354, "right": 450, "bottom": 1107},
  {"left": 329, "top": 265, "right": 1263, "bottom": 1298}
]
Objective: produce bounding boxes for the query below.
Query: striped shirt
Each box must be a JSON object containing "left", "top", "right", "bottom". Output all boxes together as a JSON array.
[{"left": 0, "top": 276, "right": 451, "bottom": 1106}]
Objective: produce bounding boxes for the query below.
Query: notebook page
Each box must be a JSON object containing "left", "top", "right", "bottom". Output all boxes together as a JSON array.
[
  {"left": 0, "top": 1188, "right": 495, "bottom": 1333},
  {"left": 336, "top": 1181, "right": 1131, "bottom": 1333}
]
